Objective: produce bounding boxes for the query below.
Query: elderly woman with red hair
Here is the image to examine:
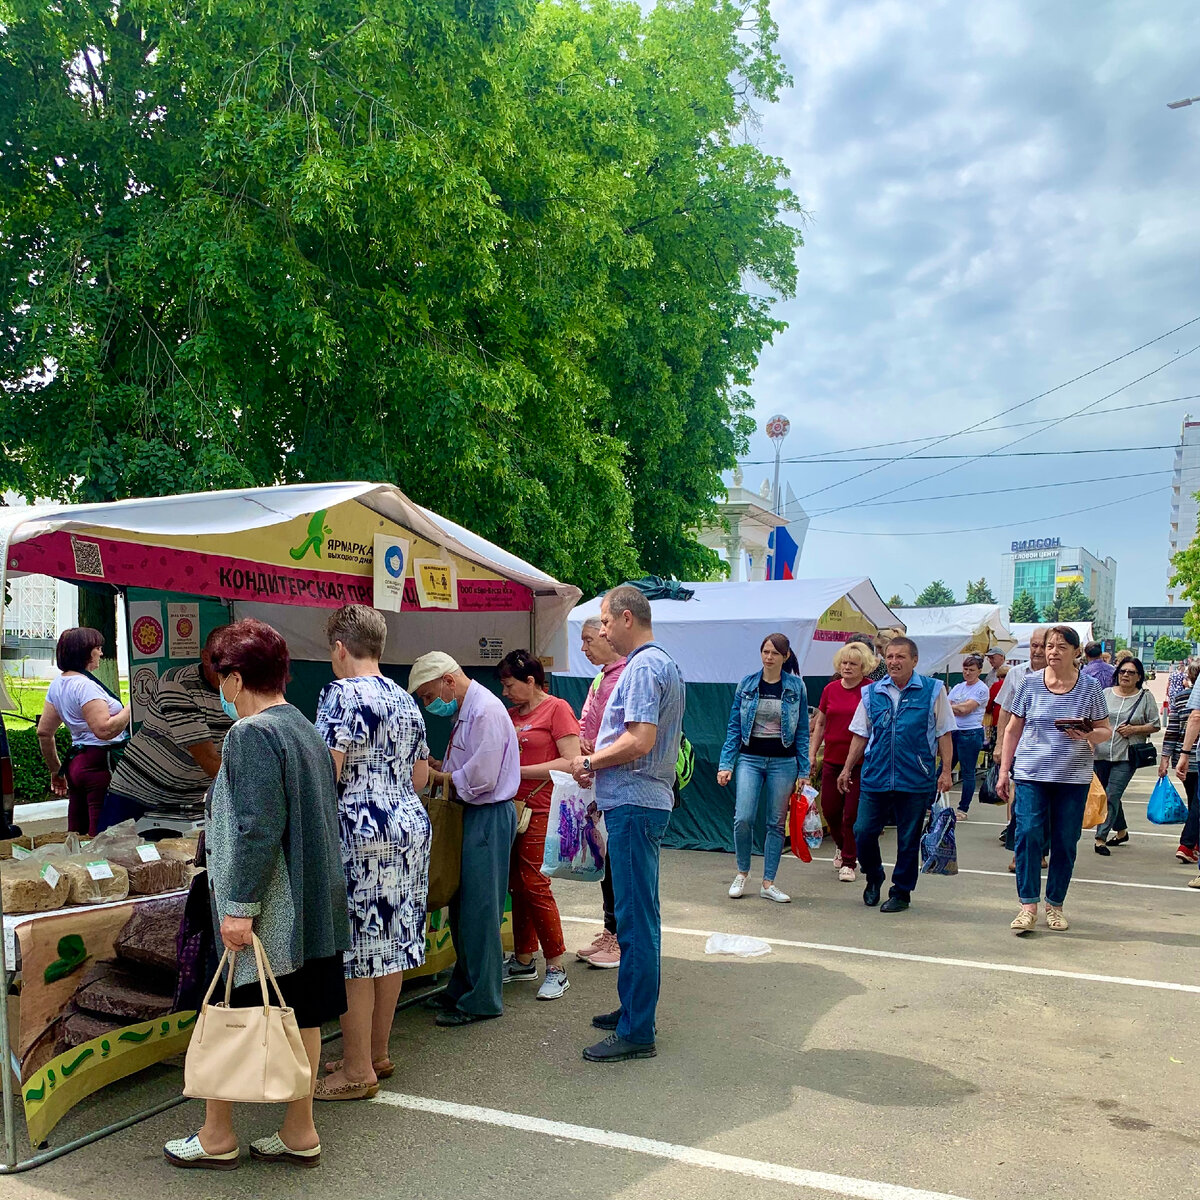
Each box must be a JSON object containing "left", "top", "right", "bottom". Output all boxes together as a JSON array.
[{"left": 164, "top": 619, "right": 350, "bottom": 1172}]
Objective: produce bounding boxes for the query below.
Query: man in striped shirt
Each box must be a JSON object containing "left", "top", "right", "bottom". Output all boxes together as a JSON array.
[{"left": 101, "top": 628, "right": 232, "bottom": 828}]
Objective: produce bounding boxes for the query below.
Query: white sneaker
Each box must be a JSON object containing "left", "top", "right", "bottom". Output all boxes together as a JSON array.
[
  {"left": 760, "top": 883, "right": 791, "bottom": 903},
  {"left": 838, "top": 865, "right": 857, "bottom": 882},
  {"left": 833, "top": 849, "right": 843, "bottom": 869},
  {"left": 728, "top": 873, "right": 748, "bottom": 898},
  {"left": 536, "top": 967, "right": 570, "bottom": 1000}
]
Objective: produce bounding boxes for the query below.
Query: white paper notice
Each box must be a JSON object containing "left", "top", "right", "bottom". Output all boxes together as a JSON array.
[
  {"left": 86, "top": 860, "right": 115, "bottom": 881},
  {"left": 373, "top": 534, "right": 410, "bottom": 613},
  {"left": 40, "top": 864, "right": 60, "bottom": 889},
  {"left": 130, "top": 663, "right": 160, "bottom": 725},
  {"left": 136, "top": 844, "right": 162, "bottom": 862},
  {"left": 167, "top": 602, "right": 201, "bottom": 658},
  {"left": 128, "top": 600, "right": 166, "bottom": 660}
]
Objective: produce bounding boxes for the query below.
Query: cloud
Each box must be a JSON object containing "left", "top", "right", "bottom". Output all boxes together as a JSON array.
[{"left": 735, "top": 0, "right": 1200, "bottom": 619}]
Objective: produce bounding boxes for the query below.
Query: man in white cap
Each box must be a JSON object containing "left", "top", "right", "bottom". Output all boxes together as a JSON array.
[
  {"left": 985, "top": 647, "right": 1006, "bottom": 685},
  {"left": 409, "top": 651, "right": 519, "bottom": 1027}
]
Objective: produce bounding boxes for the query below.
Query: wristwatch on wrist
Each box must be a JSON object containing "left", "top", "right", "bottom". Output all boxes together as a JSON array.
[{"left": 583, "top": 757, "right": 592, "bottom": 773}]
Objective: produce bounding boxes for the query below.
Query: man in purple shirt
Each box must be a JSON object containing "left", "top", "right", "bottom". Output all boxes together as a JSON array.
[
  {"left": 1082, "top": 641, "right": 1115, "bottom": 689},
  {"left": 410, "top": 651, "right": 519, "bottom": 1027}
]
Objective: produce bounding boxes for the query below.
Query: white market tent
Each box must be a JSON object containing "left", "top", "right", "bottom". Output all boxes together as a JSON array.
[
  {"left": 0, "top": 482, "right": 581, "bottom": 711},
  {"left": 561, "top": 578, "right": 900, "bottom": 683},
  {"left": 890, "top": 604, "right": 1016, "bottom": 674},
  {"left": 1008, "top": 621, "right": 1094, "bottom": 663}
]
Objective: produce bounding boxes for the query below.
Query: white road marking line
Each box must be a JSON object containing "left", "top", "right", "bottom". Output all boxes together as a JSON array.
[
  {"left": 558, "top": 916, "right": 1200, "bottom": 994},
  {"left": 371, "top": 1091, "right": 974, "bottom": 1200}
]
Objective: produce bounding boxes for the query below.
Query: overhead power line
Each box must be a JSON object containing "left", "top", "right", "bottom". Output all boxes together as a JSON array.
[
  {"left": 810, "top": 482, "right": 1154, "bottom": 537},
  {"left": 757, "top": 443, "right": 1178, "bottom": 463},
  {"left": 793, "top": 313, "right": 1200, "bottom": 503}
]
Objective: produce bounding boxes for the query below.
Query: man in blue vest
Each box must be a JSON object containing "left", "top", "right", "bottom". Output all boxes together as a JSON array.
[{"left": 837, "top": 636, "right": 956, "bottom": 913}]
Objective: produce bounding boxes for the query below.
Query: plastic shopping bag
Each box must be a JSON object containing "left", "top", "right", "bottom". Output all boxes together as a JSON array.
[
  {"left": 788, "top": 792, "right": 812, "bottom": 863},
  {"left": 1147, "top": 775, "right": 1188, "bottom": 826},
  {"left": 978, "top": 763, "right": 1003, "bottom": 805},
  {"left": 1081, "top": 774, "right": 1108, "bottom": 830},
  {"left": 540, "top": 771, "right": 607, "bottom": 882},
  {"left": 802, "top": 786, "right": 824, "bottom": 851},
  {"left": 920, "top": 794, "right": 958, "bottom": 876}
]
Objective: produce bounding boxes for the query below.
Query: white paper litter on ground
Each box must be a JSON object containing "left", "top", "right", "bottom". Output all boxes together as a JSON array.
[{"left": 704, "top": 933, "right": 772, "bottom": 957}]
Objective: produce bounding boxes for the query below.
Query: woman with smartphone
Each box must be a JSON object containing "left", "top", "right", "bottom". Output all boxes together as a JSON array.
[{"left": 996, "top": 625, "right": 1110, "bottom": 935}]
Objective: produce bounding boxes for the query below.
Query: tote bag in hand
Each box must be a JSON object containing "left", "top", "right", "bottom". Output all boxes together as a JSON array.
[
  {"left": 183, "top": 934, "right": 311, "bottom": 1104},
  {"left": 1147, "top": 775, "right": 1188, "bottom": 825},
  {"left": 419, "top": 772, "right": 463, "bottom": 910},
  {"left": 540, "top": 770, "right": 607, "bottom": 882}
]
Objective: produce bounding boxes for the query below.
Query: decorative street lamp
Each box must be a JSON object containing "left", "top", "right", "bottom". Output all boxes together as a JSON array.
[{"left": 764, "top": 414, "right": 790, "bottom": 516}]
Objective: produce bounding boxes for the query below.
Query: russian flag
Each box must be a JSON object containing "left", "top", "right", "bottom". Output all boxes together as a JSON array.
[{"left": 766, "top": 524, "right": 800, "bottom": 580}]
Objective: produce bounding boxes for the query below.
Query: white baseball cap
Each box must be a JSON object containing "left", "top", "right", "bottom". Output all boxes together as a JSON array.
[{"left": 408, "top": 651, "right": 460, "bottom": 694}]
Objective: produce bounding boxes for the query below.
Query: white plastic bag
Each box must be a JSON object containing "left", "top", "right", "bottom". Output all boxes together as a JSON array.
[
  {"left": 539, "top": 770, "right": 607, "bottom": 882},
  {"left": 704, "top": 933, "right": 772, "bottom": 957},
  {"left": 802, "top": 789, "right": 824, "bottom": 851}
]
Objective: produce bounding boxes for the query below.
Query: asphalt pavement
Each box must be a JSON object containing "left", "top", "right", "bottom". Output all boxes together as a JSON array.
[{"left": 4, "top": 763, "right": 1198, "bottom": 1200}]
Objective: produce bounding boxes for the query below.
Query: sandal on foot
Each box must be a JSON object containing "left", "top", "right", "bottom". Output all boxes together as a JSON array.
[
  {"left": 324, "top": 1057, "right": 394, "bottom": 1080},
  {"left": 1010, "top": 907, "right": 1037, "bottom": 934},
  {"left": 250, "top": 1133, "right": 322, "bottom": 1167},
  {"left": 164, "top": 1134, "right": 239, "bottom": 1171},
  {"left": 1044, "top": 906, "right": 1069, "bottom": 931},
  {"left": 313, "top": 1077, "right": 380, "bottom": 1102}
]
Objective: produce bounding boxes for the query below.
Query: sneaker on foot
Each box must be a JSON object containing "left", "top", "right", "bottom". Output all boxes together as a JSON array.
[
  {"left": 1189, "top": 875, "right": 1200, "bottom": 889},
  {"left": 502, "top": 957, "right": 538, "bottom": 984},
  {"left": 1010, "top": 907, "right": 1037, "bottom": 934},
  {"left": 537, "top": 967, "right": 570, "bottom": 1000},
  {"left": 760, "top": 883, "right": 791, "bottom": 903},
  {"left": 833, "top": 849, "right": 843, "bottom": 869},
  {"left": 576, "top": 931, "right": 607, "bottom": 962},
  {"left": 728, "top": 873, "right": 748, "bottom": 899},
  {"left": 1177, "top": 845, "right": 1199, "bottom": 865},
  {"left": 587, "top": 929, "right": 621, "bottom": 969},
  {"left": 838, "top": 865, "right": 857, "bottom": 882}
]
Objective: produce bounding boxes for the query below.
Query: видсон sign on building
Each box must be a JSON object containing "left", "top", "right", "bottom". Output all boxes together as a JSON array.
[{"left": 1010, "top": 536, "right": 1061, "bottom": 552}]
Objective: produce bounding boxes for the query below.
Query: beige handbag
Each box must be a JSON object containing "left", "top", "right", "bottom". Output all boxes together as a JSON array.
[{"left": 183, "top": 934, "right": 311, "bottom": 1104}]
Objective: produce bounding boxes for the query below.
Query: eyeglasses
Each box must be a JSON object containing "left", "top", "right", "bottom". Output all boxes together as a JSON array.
[{"left": 1117, "top": 669, "right": 1138, "bottom": 676}]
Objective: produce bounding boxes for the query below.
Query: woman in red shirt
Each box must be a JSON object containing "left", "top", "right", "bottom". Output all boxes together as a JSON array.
[
  {"left": 809, "top": 641, "right": 875, "bottom": 882},
  {"left": 498, "top": 650, "right": 581, "bottom": 1001}
]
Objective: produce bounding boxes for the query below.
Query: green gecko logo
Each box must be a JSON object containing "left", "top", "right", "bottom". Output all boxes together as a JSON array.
[{"left": 289, "top": 509, "right": 331, "bottom": 561}]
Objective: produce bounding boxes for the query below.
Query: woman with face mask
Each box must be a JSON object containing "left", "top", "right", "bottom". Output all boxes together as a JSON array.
[{"left": 165, "top": 619, "right": 350, "bottom": 1170}]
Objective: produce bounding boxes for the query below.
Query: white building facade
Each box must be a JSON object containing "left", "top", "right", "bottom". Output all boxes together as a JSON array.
[
  {"left": 999, "top": 536, "right": 1117, "bottom": 638},
  {"left": 1168, "top": 417, "right": 1200, "bottom": 602}
]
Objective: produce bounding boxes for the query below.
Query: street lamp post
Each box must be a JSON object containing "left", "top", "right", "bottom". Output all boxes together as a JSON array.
[
  {"left": 764, "top": 414, "right": 790, "bottom": 516},
  {"left": 1168, "top": 96, "right": 1200, "bottom": 109}
]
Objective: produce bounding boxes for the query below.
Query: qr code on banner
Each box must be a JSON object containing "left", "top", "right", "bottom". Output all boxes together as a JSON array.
[{"left": 70, "top": 536, "right": 104, "bottom": 578}]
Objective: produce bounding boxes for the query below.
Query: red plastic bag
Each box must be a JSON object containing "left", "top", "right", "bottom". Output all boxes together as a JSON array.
[{"left": 789, "top": 792, "right": 812, "bottom": 863}]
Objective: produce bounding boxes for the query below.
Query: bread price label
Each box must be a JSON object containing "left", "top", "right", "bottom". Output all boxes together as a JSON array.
[
  {"left": 86, "top": 860, "right": 114, "bottom": 881},
  {"left": 40, "top": 864, "right": 60, "bottom": 888},
  {"left": 10, "top": 844, "right": 30, "bottom": 859},
  {"left": 136, "top": 844, "right": 162, "bottom": 862}
]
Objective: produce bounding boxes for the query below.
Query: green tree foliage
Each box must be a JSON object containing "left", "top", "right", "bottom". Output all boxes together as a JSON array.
[
  {"left": 1043, "top": 582, "right": 1096, "bottom": 625},
  {"left": 886, "top": 593, "right": 904, "bottom": 608},
  {"left": 1154, "top": 635, "right": 1192, "bottom": 663},
  {"left": 915, "top": 580, "right": 956, "bottom": 607},
  {"left": 1008, "top": 591, "right": 1040, "bottom": 623},
  {"left": 965, "top": 577, "right": 996, "bottom": 604},
  {"left": 1170, "top": 537, "right": 1200, "bottom": 644},
  {"left": 0, "top": 0, "right": 803, "bottom": 595}
]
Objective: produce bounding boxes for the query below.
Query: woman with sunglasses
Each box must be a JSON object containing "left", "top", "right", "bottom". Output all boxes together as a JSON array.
[{"left": 1092, "top": 656, "right": 1159, "bottom": 855}]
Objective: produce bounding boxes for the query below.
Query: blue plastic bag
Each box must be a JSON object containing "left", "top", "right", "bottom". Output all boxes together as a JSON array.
[
  {"left": 1147, "top": 775, "right": 1188, "bottom": 825},
  {"left": 540, "top": 771, "right": 607, "bottom": 882},
  {"left": 920, "top": 800, "right": 958, "bottom": 876}
]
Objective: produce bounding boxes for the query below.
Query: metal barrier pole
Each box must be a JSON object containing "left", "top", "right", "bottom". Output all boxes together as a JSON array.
[{"left": 1, "top": 891, "right": 18, "bottom": 1168}]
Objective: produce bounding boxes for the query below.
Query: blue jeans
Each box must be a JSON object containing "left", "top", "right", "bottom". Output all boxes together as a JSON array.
[
  {"left": 606, "top": 804, "right": 671, "bottom": 1045},
  {"left": 1014, "top": 780, "right": 1089, "bottom": 906},
  {"left": 733, "top": 755, "right": 796, "bottom": 881},
  {"left": 853, "top": 788, "right": 935, "bottom": 900},
  {"left": 951, "top": 729, "right": 985, "bottom": 811}
]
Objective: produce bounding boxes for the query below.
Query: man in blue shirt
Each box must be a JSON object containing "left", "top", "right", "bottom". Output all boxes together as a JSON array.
[
  {"left": 839, "top": 637, "right": 955, "bottom": 913},
  {"left": 1082, "top": 642, "right": 1115, "bottom": 688},
  {"left": 570, "top": 585, "right": 684, "bottom": 1062}
]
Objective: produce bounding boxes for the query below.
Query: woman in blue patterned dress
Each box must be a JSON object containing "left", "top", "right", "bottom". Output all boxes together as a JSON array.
[{"left": 314, "top": 605, "right": 431, "bottom": 1101}]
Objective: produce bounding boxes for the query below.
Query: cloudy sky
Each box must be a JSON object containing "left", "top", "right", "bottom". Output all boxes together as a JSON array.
[{"left": 736, "top": 0, "right": 1200, "bottom": 628}]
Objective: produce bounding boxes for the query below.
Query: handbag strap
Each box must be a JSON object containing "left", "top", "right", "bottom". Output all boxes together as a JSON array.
[{"left": 205, "top": 933, "right": 290, "bottom": 1013}]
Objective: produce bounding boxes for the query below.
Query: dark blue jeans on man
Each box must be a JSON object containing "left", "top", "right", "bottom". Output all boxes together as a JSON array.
[
  {"left": 951, "top": 729, "right": 986, "bottom": 812},
  {"left": 605, "top": 803, "right": 671, "bottom": 1045},
  {"left": 854, "top": 789, "right": 935, "bottom": 901},
  {"left": 1014, "top": 780, "right": 1088, "bottom": 907}
]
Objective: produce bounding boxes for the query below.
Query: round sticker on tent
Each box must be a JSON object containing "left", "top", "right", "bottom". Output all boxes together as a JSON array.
[
  {"left": 384, "top": 543, "right": 405, "bottom": 578},
  {"left": 175, "top": 615, "right": 194, "bottom": 640},
  {"left": 131, "top": 614, "right": 164, "bottom": 656},
  {"left": 132, "top": 665, "right": 158, "bottom": 708}
]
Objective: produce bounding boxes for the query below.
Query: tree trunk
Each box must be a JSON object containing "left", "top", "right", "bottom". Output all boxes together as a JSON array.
[{"left": 77, "top": 584, "right": 121, "bottom": 693}]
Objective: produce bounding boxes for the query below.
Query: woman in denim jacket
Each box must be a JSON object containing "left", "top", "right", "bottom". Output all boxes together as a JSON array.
[{"left": 717, "top": 633, "right": 810, "bottom": 903}]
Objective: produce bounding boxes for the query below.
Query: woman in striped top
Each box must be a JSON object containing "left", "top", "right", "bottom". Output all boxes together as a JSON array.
[{"left": 996, "top": 625, "right": 1110, "bottom": 934}]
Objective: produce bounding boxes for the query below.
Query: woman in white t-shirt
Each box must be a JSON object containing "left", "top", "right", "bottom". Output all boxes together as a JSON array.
[
  {"left": 947, "top": 655, "right": 991, "bottom": 819},
  {"left": 997, "top": 625, "right": 1110, "bottom": 935},
  {"left": 37, "top": 627, "right": 130, "bottom": 835}
]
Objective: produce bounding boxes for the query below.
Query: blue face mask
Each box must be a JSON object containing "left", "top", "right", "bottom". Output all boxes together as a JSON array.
[
  {"left": 426, "top": 695, "right": 459, "bottom": 719},
  {"left": 219, "top": 679, "right": 241, "bottom": 722}
]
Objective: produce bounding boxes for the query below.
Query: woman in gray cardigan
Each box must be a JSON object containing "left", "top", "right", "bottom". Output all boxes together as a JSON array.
[{"left": 165, "top": 619, "right": 351, "bottom": 1172}]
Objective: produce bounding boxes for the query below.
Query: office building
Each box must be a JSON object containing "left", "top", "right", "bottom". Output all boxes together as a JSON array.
[
  {"left": 999, "top": 536, "right": 1117, "bottom": 637},
  {"left": 1168, "top": 417, "right": 1200, "bottom": 602},
  {"left": 1128, "top": 606, "right": 1195, "bottom": 662}
]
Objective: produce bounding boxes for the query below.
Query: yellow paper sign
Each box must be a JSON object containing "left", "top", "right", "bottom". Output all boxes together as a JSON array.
[{"left": 414, "top": 559, "right": 458, "bottom": 609}]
